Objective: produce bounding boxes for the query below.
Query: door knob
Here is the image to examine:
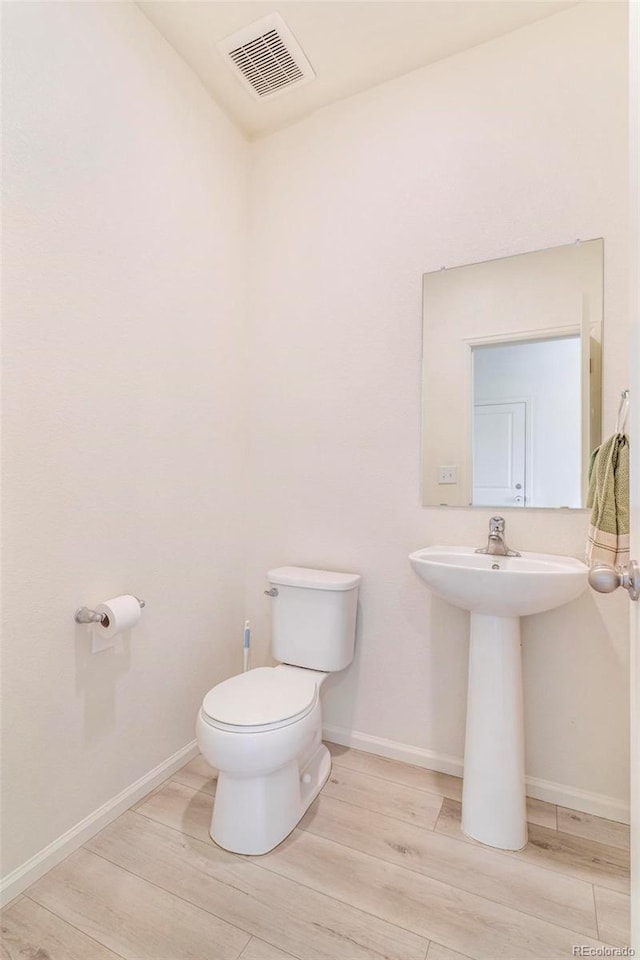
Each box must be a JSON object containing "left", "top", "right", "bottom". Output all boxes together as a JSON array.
[{"left": 588, "top": 560, "right": 640, "bottom": 601}]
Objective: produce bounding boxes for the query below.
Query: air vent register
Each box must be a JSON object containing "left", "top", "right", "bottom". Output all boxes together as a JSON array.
[{"left": 218, "top": 13, "right": 315, "bottom": 100}]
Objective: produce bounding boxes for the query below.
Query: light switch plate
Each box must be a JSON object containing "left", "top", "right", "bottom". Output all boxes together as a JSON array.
[{"left": 438, "top": 465, "right": 457, "bottom": 484}]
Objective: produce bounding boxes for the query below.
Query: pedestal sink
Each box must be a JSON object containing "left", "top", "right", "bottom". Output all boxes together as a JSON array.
[{"left": 409, "top": 546, "right": 588, "bottom": 850}]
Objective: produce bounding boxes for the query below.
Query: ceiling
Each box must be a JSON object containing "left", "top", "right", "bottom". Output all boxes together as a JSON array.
[{"left": 137, "top": 1, "right": 578, "bottom": 139}]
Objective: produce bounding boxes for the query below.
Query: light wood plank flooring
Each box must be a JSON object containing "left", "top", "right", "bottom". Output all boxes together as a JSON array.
[{"left": 1, "top": 743, "right": 630, "bottom": 960}]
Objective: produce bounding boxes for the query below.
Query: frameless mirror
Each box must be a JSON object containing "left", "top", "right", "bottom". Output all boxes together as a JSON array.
[{"left": 421, "top": 239, "right": 603, "bottom": 509}]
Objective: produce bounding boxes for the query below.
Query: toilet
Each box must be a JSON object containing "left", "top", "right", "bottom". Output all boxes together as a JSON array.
[{"left": 196, "top": 565, "right": 360, "bottom": 855}]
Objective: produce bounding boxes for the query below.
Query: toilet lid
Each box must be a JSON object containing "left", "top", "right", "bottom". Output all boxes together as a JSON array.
[{"left": 202, "top": 667, "right": 320, "bottom": 727}]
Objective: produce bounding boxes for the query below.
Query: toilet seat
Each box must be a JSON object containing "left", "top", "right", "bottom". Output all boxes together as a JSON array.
[{"left": 201, "top": 666, "right": 322, "bottom": 733}]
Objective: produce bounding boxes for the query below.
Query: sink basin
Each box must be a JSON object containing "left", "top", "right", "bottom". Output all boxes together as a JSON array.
[
  {"left": 409, "top": 546, "right": 587, "bottom": 617},
  {"left": 409, "top": 544, "right": 587, "bottom": 851}
]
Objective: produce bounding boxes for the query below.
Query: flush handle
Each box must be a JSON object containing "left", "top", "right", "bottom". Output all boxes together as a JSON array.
[
  {"left": 588, "top": 560, "right": 640, "bottom": 601},
  {"left": 264, "top": 587, "right": 279, "bottom": 597}
]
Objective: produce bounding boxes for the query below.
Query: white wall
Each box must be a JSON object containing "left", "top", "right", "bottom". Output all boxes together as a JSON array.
[
  {"left": 246, "top": 3, "right": 630, "bottom": 811},
  {"left": 473, "top": 337, "right": 582, "bottom": 508},
  {"left": 1, "top": 2, "right": 249, "bottom": 878}
]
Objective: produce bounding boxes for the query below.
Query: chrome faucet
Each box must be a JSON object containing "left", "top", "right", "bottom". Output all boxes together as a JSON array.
[{"left": 475, "top": 516, "right": 521, "bottom": 557}]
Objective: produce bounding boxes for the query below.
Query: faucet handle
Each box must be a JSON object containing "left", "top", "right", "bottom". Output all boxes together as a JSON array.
[{"left": 489, "top": 516, "right": 505, "bottom": 532}]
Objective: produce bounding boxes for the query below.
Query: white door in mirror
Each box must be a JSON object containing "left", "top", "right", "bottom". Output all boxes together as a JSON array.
[{"left": 473, "top": 401, "right": 526, "bottom": 507}]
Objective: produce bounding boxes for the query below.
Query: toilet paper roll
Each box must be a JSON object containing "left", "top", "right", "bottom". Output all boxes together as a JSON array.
[{"left": 92, "top": 595, "right": 141, "bottom": 641}]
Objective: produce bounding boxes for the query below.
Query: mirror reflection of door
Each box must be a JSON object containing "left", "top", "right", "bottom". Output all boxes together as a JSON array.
[
  {"left": 473, "top": 401, "right": 526, "bottom": 507},
  {"left": 471, "top": 336, "right": 582, "bottom": 509}
]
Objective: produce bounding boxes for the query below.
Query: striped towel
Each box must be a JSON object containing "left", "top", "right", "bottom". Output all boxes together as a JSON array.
[{"left": 586, "top": 433, "right": 630, "bottom": 566}]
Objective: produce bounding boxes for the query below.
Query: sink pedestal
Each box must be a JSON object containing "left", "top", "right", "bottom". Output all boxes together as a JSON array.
[
  {"left": 461, "top": 613, "right": 527, "bottom": 850},
  {"left": 409, "top": 544, "right": 588, "bottom": 852}
]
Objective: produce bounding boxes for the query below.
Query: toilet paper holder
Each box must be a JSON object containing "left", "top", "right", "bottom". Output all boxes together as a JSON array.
[{"left": 74, "top": 597, "right": 146, "bottom": 624}]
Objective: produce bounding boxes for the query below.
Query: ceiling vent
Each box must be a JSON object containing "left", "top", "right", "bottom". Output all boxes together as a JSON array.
[{"left": 218, "top": 13, "right": 315, "bottom": 101}]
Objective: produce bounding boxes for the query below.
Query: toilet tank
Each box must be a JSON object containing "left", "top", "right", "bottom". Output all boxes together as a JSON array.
[{"left": 267, "top": 566, "right": 360, "bottom": 672}]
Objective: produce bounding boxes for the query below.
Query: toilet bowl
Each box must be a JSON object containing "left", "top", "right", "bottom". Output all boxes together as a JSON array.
[
  {"left": 197, "top": 665, "right": 330, "bottom": 854},
  {"left": 196, "top": 565, "right": 360, "bottom": 855}
]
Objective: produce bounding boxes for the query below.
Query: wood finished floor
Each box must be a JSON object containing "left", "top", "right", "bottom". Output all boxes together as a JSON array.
[{"left": 1, "top": 743, "right": 631, "bottom": 960}]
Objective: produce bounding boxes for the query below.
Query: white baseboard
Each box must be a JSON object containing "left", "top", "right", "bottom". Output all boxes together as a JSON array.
[
  {"left": 323, "top": 724, "right": 464, "bottom": 778},
  {"left": 524, "top": 775, "right": 630, "bottom": 824},
  {"left": 0, "top": 739, "right": 199, "bottom": 908},
  {"left": 323, "top": 724, "right": 630, "bottom": 825}
]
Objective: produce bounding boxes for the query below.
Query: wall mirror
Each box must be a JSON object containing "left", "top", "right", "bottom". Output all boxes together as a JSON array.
[{"left": 421, "top": 239, "right": 603, "bottom": 509}]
